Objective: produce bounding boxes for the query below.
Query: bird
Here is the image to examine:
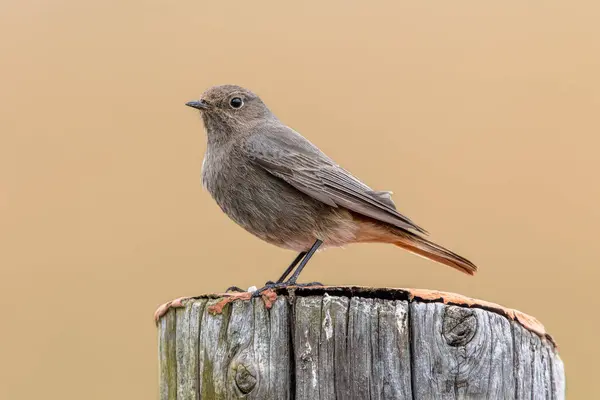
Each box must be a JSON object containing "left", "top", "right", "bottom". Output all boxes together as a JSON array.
[{"left": 185, "top": 84, "right": 477, "bottom": 293}]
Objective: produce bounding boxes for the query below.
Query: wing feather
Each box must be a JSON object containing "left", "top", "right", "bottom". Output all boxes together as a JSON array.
[{"left": 243, "top": 125, "right": 427, "bottom": 234}]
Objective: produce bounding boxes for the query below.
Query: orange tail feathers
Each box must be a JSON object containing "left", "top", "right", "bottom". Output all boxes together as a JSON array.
[{"left": 394, "top": 235, "right": 477, "bottom": 275}]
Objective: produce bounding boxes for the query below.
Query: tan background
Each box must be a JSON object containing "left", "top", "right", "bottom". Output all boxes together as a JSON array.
[{"left": 1, "top": 1, "right": 598, "bottom": 398}]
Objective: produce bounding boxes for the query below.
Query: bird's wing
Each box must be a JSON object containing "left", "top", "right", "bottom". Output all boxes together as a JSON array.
[{"left": 243, "top": 125, "right": 427, "bottom": 235}]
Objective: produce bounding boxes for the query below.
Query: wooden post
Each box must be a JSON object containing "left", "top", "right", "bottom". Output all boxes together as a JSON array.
[{"left": 156, "top": 286, "right": 565, "bottom": 399}]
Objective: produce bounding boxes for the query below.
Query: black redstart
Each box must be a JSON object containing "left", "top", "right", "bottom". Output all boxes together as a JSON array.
[{"left": 186, "top": 85, "right": 477, "bottom": 291}]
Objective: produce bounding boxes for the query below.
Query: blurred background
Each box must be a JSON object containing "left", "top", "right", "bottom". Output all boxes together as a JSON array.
[{"left": 1, "top": 1, "right": 598, "bottom": 398}]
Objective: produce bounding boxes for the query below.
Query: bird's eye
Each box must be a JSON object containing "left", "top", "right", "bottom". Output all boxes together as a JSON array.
[{"left": 229, "top": 97, "right": 244, "bottom": 109}]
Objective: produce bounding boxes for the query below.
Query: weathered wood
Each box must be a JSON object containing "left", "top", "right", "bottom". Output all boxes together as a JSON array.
[
  {"left": 411, "top": 302, "right": 515, "bottom": 398},
  {"left": 175, "top": 299, "right": 204, "bottom": 400},
  {"left": 319, "top": 294, "right": 350, "bottom": 399},
  {"left": 157, "top": 287, "right": 564, "bottom": 399},
  {"left": 513, "top": 321, "right": 565, "bottom": 400},
  {"left": 159, "top": 308, "right": 177, "bottom": 400}
]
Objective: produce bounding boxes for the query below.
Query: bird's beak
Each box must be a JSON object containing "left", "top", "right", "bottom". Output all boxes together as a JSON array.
[{"left": 185, "top": 100, "right": 209, "bottom": 110}]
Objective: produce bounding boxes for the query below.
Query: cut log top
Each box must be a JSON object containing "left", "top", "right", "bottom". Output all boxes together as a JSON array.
[{"left": 156, "top": 286, "right": 565, "bottom": 400}]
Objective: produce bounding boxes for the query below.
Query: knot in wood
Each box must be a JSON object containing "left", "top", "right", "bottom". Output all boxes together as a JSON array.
[
  {"left": 234, "top": 363, "right": 257, "bottom": 394},
  {"left": 442, "top": 306, "right": 477, "bottom": 346}
]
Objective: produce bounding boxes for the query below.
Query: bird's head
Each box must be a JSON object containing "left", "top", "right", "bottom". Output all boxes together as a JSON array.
[{"left": 186, "top": 85, "right": 272, "bottom": 136}]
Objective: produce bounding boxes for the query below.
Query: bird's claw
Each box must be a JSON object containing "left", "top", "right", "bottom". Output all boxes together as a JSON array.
[
  {"left": 225, "top": 286, "right": 246, "bottom": 293},
  {"left": 293, "top": 281, "right": 324, "bottom": 288},
  {"left": 251, "top": 281, "right": 324, "bottom": 298}
]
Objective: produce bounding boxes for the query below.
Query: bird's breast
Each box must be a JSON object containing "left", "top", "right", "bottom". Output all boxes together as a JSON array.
[{"left": 200, "top": 148, "right": 359, "bottom": 251}]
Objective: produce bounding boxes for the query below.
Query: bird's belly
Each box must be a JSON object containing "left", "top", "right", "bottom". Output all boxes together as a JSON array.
[{"left": 205, "top": 165, "right": 357, "bottom": 251}]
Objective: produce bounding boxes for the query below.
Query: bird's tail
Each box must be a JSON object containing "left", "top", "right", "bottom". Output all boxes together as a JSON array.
[{"left": 394, "top": 233, "right": 477, "bottom": 275}]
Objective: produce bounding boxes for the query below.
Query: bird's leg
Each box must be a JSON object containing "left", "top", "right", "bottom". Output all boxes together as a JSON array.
[
  {"left": 252, "top": 239, "right": 324, "bottom": 298},
  {"left": 283, "top": 239, "right": 323, "bottom": 284},
  {"left": 227, "top": 252, "right": 306, "bottom": 293},
  {"left": 268, "top": 251, "right": 307, "bottom": 284}
]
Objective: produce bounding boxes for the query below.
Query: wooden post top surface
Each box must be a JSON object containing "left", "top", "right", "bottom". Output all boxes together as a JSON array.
[{"left": 154, "top": 285, "right": 556, "bottom": 347}]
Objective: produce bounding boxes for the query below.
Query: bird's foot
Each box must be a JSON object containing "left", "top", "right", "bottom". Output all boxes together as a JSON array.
[
  {"left": 251, "top": 282, "right": 282, "bottom": 298},
  {"left": 225, "top": 286, "right": 246, "bottom": 293},
  {"left": 293, "top": 281, "right": 324, "bottom": 288},
  {"left": 251, "top": 281, "right": 324, "bottom": 298}
]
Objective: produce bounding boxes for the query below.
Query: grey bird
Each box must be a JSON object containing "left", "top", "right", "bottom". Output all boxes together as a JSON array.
[{"left": 186, "top": 85, "right": 477, "bottom": 291}]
